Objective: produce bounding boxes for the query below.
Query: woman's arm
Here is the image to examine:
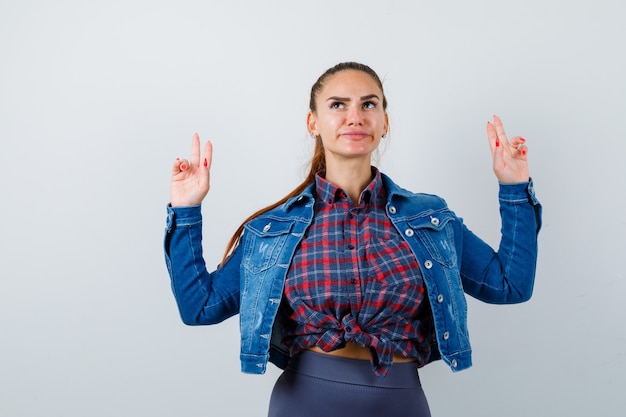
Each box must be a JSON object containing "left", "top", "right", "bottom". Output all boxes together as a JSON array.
[
  {"left": 164, "top": 134, "right": 241, "bottom": 324},
  {"left": 459, "top": 116, "right": 541, "bottom": 303},
  {"left": 459, "top": 181, "right": 541, "bottom": 304}
]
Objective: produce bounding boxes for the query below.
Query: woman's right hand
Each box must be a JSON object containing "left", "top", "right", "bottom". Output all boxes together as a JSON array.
[{"left": 170, "top": 133, "right": 213, "bottom": 207}]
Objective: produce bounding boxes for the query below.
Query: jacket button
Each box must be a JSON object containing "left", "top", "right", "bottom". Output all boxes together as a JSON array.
[
  {"left": 263, "top": 223, "right": 272, "bottom": 233},
  {"left": 388, "top": 206, "right": 397, "bottom": 214},
  {"left": 430, "top": 217, "right": 440, "bottom": 226},
  {"left": 437, "top": 294, "right": 444, "bottom": 303},
  {"left": 424, "top": 260, "right": 433, "bottom": 269},
  {"left": 404, "top": 229, "right": 414, "bottom": 237},
  {"left": 443, "top": 331, "right": 450, "bottom": 340},
  {"left": 451, "top": 359, "right": 458, "bottom": 368}
]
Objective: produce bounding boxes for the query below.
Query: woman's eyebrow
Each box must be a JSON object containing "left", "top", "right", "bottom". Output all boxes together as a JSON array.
[
  {"left": 326, "top": 94, "right": 381, "bottom": 102},
  {"left": 360, "top": 94, "right": 380, "bottom": 101}
]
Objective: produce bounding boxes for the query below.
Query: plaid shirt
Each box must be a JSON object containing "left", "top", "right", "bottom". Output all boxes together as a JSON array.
[{"left": 280, "top": 169, "right": 433, "bottom": 376}]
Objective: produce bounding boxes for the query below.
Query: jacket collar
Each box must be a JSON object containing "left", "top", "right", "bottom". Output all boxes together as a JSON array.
[{"left": 380, "top": 172, "right": 415, "bottom": 200}]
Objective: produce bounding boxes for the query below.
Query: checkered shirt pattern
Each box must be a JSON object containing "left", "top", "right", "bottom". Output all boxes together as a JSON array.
[{"left": 280, "top": 169, "right": 433, "bottom": 376}]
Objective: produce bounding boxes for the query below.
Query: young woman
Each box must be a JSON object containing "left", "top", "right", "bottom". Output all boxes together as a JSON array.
[{"left": 164, "top": 62, "right": 542, "bottom": 416}]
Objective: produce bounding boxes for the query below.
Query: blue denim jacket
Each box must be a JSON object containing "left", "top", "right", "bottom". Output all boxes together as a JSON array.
[{"left": 164, "top": 173, "right": 541, "bottom": 374}]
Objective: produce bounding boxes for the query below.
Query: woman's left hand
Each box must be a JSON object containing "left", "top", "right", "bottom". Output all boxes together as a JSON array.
[{"left": 487, "top": 115, "right": 530, "bottom": 184}]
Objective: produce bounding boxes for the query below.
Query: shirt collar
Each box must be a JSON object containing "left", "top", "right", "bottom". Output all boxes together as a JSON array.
[{"left": 315, "top": 167, "right": 385, "bottom": 205}]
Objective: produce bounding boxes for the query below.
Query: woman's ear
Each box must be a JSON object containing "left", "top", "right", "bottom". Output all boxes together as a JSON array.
[
  {"left": 384, "top": 112, "right": 389, "bottom": 136},
  {"left": 306, "top": 111, "right": 318, "bottom": 137}
]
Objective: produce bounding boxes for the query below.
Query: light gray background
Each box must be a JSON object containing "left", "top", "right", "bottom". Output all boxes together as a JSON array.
[{"left": 1, "top": 1, "right": 624, "bottom": 416}]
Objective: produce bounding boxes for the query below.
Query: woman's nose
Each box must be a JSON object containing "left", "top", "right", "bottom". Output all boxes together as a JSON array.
[{"left": 346, "top": 106, "right": 363, "bottom": 125}]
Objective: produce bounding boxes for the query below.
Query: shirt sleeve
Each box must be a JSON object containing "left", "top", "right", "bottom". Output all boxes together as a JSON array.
[{"left": 164, "top": 204, "right": 242, "bottom": 324}]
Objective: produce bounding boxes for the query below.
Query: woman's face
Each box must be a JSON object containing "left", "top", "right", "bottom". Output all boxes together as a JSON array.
[{"left": 307, "top": 70, "right": 388, "bottom": 164}]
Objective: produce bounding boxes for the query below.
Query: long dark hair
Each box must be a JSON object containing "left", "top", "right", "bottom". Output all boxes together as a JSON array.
[{"left": 220, "top": 62, "right": 387, "bottom": 265}]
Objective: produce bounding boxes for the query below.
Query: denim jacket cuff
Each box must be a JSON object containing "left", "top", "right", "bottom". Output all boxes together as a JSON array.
[
  {"left": 165, "top": 204, "right": 202, "bottom": 232},
  {"left": 498, "top": 178, "right": 540, "bottom": 205}
]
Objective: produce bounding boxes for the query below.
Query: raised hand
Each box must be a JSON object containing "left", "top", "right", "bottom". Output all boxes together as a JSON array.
[
  {"left": 170, "top": 133, "right": 213, "bottom": 207},
  {"left": 487, "top": 115, "right": 530, "bottom": 184}
]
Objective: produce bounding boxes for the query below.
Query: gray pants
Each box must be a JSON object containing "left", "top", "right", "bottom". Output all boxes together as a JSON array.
[{"left": 268, "top": 350, "right": 431, "bottom": 417}]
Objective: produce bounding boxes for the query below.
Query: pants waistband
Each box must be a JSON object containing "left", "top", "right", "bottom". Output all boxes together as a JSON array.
[{"left": 287, "top": 350, "right": 421, "bottom": 389}]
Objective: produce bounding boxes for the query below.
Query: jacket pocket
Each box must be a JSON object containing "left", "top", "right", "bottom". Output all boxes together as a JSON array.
[
  {"left": 408, "top": 211, "right": 457, "bottom": 268},
  {"left": 242, "top": 217, "right": 295, "bottom": 274}
]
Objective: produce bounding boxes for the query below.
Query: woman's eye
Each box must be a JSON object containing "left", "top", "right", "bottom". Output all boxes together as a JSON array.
[
  {"left": 363, "top": 101, "right": 376, "bottom": 109},
  {"left": 330, "top": 102, "right": 345, "bottom": 109}
]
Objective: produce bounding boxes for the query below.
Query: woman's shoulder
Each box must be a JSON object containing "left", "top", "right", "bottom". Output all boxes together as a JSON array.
[
  {"left": 380, "top": 173, "right": 449, "bottom": 208},
  {"left": 244, "top": 186, "right": 316, "bottom": 232}
]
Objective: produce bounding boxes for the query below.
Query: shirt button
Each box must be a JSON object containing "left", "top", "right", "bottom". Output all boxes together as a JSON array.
[
  {"left": 404, "top": 228, "right": 414, "bottom": 237},
  {"left": 437, "top": 294, "right": 444, "bottom": 303},
  {"left": 347, "top": 244, "right": 355, "bottom": 250},
  {"left": 350, "top": 278, "right": 357, "bottom": 284},
  {"left": 388, "top": 206, "right": 397, "bottom": 214},
  {"left": 424, "top": 260, "right": 433, "bottom": 269},
  {"left": 345, "top": 326, "right": 352, "bottom": 333},
  {"left": 443, "top": 331, "right": 450, "bottom": 340},
  {"left": 451, "top": 359, "right": 458, "bottom": 368},
  {"left": 262, "top": 223, "right": 271, "bottom": 232},
  {"left": 430, "top": 217, "right": 440, "bottom": 226}
]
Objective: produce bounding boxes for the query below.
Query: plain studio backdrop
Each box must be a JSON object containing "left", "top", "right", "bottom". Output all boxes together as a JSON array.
[{"left": 1, "top": 1, "right": 624, "bottom": 416}]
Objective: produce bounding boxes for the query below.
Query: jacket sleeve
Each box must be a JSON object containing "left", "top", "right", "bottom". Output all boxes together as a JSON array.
[
  {"left": 164, "top": 204, "right": 241, "bottom": 324},
  {"left": 459, "top": 180, "right": 542, "bottom": 304}
]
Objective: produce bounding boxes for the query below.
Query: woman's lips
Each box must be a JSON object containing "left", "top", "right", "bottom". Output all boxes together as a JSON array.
[{"left": 340, "top": 130, "right": 370, "bottom": 139}]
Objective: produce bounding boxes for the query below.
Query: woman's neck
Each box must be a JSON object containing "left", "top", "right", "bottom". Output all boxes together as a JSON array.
[{"left": 324, "top": 158, "right": 374, "bottom": 203}]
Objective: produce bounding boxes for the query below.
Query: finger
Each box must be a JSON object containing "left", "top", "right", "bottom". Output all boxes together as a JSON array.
[
  {"left": 493, "top": 114, "right": 510, "bottom": 146},
  {"left": 178, "top": 159, "right": 190, "bottom": 171},
  {"left": 171, "top": 157, "right": 182, "bottom": 176},
  {"left": 486, "top": 121, "right": 500, "bottom": 152},
  {"left": 190, "top": 132, "right": 201, "bottom": 167},
  {"left": 202, "top": 140, "right": 213, "bottom": 171},
  {"left": 507, "top": 136, "right": 527, "bottom": 156},
  {"left": 509, "top": 136, "right": 526, "bottom": 148}
]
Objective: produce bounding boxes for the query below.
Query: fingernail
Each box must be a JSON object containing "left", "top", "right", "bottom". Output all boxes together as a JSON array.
[
  {"left": 180, "top": 163, "right": 187, "bottom": 170},
  {"left": 521, "top": 149, "right": 527, "bottom": 155},
  {"left": 519, "top": 137, "right": 526, "bottom": 143},
  {"left": 203, "top": 158, "right": 207, "bottom": 167},
  {"left": 496, "top": 140, "right": 500, "bottom": 147}
]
